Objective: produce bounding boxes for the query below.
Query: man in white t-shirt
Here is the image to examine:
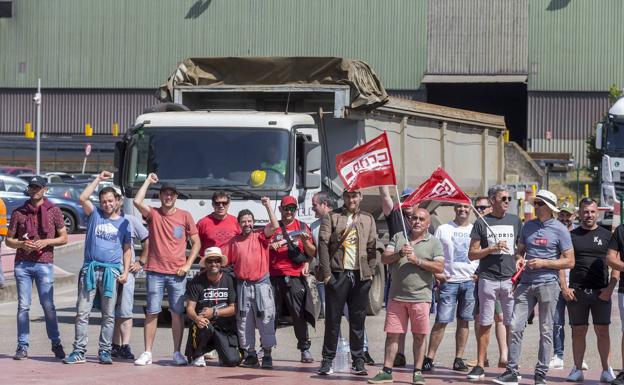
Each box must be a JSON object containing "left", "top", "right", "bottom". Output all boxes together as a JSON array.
[{"left": 422, "top": 203, "right": 478, "bottom": 372}]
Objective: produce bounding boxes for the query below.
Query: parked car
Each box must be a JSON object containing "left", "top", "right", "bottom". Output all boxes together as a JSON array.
[
  {"left": 0, "top": 166, "right": 35, "bottom": 176},
  {"left": 16, "top": 173, "right": 63, "bottom": 184},
  {"left": 0, "top": 175, "right": 87, "bottom": 233},
  {"left": 45, "top": 172, "right": 77, "bottom": 183}
]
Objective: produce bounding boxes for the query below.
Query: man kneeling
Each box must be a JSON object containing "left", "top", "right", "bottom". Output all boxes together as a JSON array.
[{"left": 185, "top": 247, "right": 240, "bottom": 367}]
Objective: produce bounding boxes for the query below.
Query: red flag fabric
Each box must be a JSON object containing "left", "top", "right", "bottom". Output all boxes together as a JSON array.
[
  {"left": 335, "top": 132, "right": 397, "bottom": 191},
  {"left": 401, "top": 167, "right": 471, "bottom": 208}
]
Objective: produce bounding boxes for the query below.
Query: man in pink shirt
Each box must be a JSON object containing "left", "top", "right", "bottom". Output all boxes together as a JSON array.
[
  {"left": 229, "top": 197, "right": 279, "bottom": 369},
  {"left": 132, "top": 173, "right": 201, "bottom": 366},
  {"left": 196, "top": 191, "right": 241, "bottom": 261}
]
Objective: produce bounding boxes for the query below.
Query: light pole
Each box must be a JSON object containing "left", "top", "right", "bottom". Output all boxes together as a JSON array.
[{"left": 34, "top": 78, "right": 42, "bottom": 175}]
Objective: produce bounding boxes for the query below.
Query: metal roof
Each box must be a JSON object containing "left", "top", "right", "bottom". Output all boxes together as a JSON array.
[{"left": 422, "top": 75, "right": 527, "bottom": 83}]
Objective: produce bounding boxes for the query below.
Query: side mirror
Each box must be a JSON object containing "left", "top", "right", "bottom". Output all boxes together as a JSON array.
[
  {"left": 303, "top": 141, "right": 321, "bottom": 189},
  {"left": 114, "top": 142, "right": 125, "bottom": 186},
  {"left": 596, "top": 123, "right": 603, "bottom": 150}
]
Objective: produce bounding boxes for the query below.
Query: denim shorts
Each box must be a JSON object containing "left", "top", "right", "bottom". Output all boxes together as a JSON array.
[
  {"left": 114, "top": 271, "right": 136, "bottom": 318},
  {"left": 146, "top": 271, "right": 186, "bottom": 314},
  {"left": 435, "top": 280, "right": 476, "bottom": 323}
]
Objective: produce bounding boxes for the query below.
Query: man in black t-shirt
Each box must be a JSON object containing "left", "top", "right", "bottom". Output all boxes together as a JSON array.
[
  {"left": 565, "top": 198, "right": 617, "bottom": 383},
  {"left": 184, "top": 247, "right": 239, "bottom": 367},
  {"left": 606, "top": 203, "right": 624, "bottom": 385}
]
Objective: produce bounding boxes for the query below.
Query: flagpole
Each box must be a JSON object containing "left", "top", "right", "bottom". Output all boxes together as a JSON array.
[
  {"left": 393, "top": 185, "right": 409, "bottom": 236},
  {"left": 470, "top": 204, "right": 499, "bottom": 243}
]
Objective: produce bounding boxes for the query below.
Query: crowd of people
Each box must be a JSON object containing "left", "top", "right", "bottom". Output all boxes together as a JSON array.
[{"left": 5, "top": 172, "right": 624, "bottom": 385}]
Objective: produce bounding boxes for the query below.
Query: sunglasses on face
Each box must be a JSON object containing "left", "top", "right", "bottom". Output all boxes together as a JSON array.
[
  {"left": 533, "top": 200, "right": 546, "bottom": 207},
  {"left": 282, "top": 206, "right": 297, "bottom": 212},
  {"left": 213, "top": 201, "right": 229, "bottom": 207},
  {"left": 498, "top": 197, "right": 512, "bottom": 202},
  {"left": 475, "top": 205, "right": 491, "bottom": 211}
]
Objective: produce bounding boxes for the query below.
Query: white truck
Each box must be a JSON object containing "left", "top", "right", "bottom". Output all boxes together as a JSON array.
[
  {"left": 114, "top": 57, "right": 506, "bottom": 316},
  {"left": 596, "top": 97, "right": 624, "bottom": 209}
]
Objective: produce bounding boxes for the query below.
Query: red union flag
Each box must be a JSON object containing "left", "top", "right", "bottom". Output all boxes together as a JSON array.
[
  {"left": 401, "top": 167, "right": 471, "bottom": 207},
  {"left": 336, "top": 132, "right": 396, "bottom": 191}
]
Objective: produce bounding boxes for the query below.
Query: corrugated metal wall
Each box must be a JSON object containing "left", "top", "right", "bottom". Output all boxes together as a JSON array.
[
  {"left": 0, "top": 89, "right": 155, "bottom": 135},
  {"left": 528, "top": 0, "right": 624, "bottom": 91},
  {"left": 427, "top": 0, "right": 528, "bottom": 75},
  {"left": 527, "top": 91, "right": 609, "bottom": 166},
  {"left": 0, "top": 0, "right": 427, "bottom": 90}
]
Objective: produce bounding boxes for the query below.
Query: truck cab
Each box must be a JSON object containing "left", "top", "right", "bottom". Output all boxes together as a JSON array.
[{"left": 596, "top": 97, "right": 624, "bottom": 208}]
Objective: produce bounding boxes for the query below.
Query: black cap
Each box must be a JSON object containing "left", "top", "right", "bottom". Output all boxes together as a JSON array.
[
  {"left": 27, "top": 176, "right": 47, "bottom": 188},
  {"left": 159, "top": 182, "right": 179, "bottom": 195}
]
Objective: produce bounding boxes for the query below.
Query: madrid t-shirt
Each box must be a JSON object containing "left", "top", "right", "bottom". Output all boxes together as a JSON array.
[
  {"left": 229, "top": 230, "right": 271, "bottom": 282},
  {"left": 84, "top": 208, "right": 131, "bottom": 264},
  {"left": 519, "top": 218, "right": 573, "bottom": 284},
  {"left": 435, "top": 221, "right": 478, "bottom": 282},
  {"left": 269, "top": 219, "right": 313, "bottom": 276},
  {"left": 146, "top": 207, "right": 198, "bottom": 275},
  {"left": 570, "top": 226, "right": 610, "bottom": 289},
  {"left": 196, "top": 213, "right": 241, "bottom": 260},
  {"left": 186, "top": 272, "right": 236, "bottom": 332},
  {"left": 470, "top": 213, "right": 523, "bottom": 281}
]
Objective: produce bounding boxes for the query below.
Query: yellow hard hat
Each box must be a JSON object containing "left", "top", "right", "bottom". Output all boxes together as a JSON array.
[{"left": 250, "top": 169, "right": 267, "bottom": 187}]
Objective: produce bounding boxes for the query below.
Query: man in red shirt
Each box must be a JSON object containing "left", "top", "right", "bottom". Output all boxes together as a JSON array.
[
  {"left": 269, "top": 196, "right": 316, "bottom": 363},
  {"left": 196, "top": 191, "right": 241, "bottom": 261},
  {"left": 230, "top": 197, "right": 279, "bottom": 369}
]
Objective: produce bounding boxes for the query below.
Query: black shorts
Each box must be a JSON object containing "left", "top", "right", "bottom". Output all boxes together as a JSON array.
[{"left": 566, "top": 288, "right": 611, "bottom": 326}]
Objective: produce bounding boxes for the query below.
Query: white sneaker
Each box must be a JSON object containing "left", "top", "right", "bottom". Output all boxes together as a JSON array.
[
  {"left": 600, "top": 367, "right": 616, "bottom": 383},
  {"left": 134, "top": 351, "right": 152, "bottom": 366},
  {"left": 549, "top": 356, "right": 564, "bottom": 369},
  {"left": 566, "top": 366, "right": 584, "bottom": 382},
  {"left": 581, "top": 360, "right": 589, "bottom": 370},
  {"left": 173, "top": 351, "right": 188, "bottom": 365},
  {"left": 191, "top": 356, "right": 206, "bottom": 367},
  {"left": 204, "top": 350, "right": 218, "bottom": 360}
]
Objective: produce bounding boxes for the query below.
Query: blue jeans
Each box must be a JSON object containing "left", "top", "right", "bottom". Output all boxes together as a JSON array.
[
  {"left": 553, "top": 292, "right": 566, "bottom": 358},
  {"left": 14, "top": 261, "right": 61, "bottom": 349},
  {"left": 435, "top": 280, "right": 476, "bottom": 323},
  {"left": 146, "top": 272, "right": 186, "bottom": 314}
]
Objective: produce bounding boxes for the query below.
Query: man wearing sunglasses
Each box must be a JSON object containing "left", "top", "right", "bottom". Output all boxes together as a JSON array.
[
  {"left": 467, "top": 185, "right": 522, "bottom": 381},
  {"left": 269, "top": 196, "right": 316, "bottom": 364},
  {"left": 494, "top": 189, "right": 574, "bottom": 385},
  {"left": 197, "top": 191, "right": 241, "bottom": 264}
]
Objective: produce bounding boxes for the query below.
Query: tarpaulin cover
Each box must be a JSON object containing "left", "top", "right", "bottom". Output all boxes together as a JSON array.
[{"left": 158, "top": 57, "right": 388, "bottom": 110}]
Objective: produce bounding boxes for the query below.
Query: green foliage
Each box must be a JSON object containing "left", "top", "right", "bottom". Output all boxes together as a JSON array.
[
  {"left": 609, "top": 84, "right": 623, "bottom": 103},
  {"left": 586, "top": 133, "right": 602, "bottom": 183}
]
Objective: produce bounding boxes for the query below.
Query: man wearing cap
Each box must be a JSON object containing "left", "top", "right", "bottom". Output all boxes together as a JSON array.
[
  {"left": 196, "top": 190, "right": 241, "bottom": 263},
  {"left": 564, "top": 198, "right": 616, "bottom": 383},
  {"left": 5, "top": 175, "right": 68, "bottom": 360},
  {"left": 185, "top": 247, "right": 239, "bottom": 367},
  {"left": 133, "top": 173, "right": 201, "bottom": 366},
  {"left": 269, "top": 195, "right": 316, "bottom": 363},
  {"left": 318, "top": 189, "right": 378, "bottom": 376},
  {"left": 64, "top": 171, "right": 132, "bottom": 364},
  {"left": 467, "top": 185, "right": 522, "bottom": 381},
  {"left": 493, "top": 189, "right": 574, "bottom": 385}
]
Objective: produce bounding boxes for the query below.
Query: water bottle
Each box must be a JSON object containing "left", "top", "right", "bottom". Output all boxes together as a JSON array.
[{"left": 333, "top": 337, "right": 350, "bottom": 373}]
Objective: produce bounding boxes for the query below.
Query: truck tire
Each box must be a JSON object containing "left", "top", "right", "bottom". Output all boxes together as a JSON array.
[{"left": 367, "top": 263, "right": 385, "bottom": 315}]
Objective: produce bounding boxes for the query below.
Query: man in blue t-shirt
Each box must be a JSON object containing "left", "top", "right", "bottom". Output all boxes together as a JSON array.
[
  {"left": 64, "top": 171, "right": 132, "bottom": 365},
  {"left": 494, "top": 190, "right": 574, "bottom": 385}
]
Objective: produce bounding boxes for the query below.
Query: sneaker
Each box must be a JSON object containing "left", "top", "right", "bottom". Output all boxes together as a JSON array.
[
  {"left": 63, "top": 351, "right": 86, "bottom": 364},
  {"left": 134, "top": 351, "right": 153, "bottom": 366},
  {"left": 352, "top": 358, "right": 368, "bottom": 375},
  {"left": 318, "top": 359, "right": 333, "bottom": 375},
  {"left": 394, "top": 352, "right": 406, "bottom": 367},
  {"left": 13, "top": 346, "right": 28, "bottom": 360},
  {"left": 240, "top": 352, "right": 260, "bottom": 368},
  {"left": 492, "top": 369, "right": 518, "bottom": 385},
  {"left": 453, "top": 357, "right": 469, "bottom": 372},
  {"left": 600, "top": 367, "right": 616, "bottom": 383},
  {"left": 549, "top": 356, "right": 564, "bottom": 369},
  {"left": 364, "top": 351, "right": 375, "bottom": 365},
  {"left": 534, "top": 373, "right": 547, "bottom": 385},
  {"left": 118, "top": 345, "right": 135, "bottom": 360},
  {"left": 192, "top": 356, "right": 206, "bottom": 367},
  {"left": 51, "top": 343, "right": 66, "bottom": 359},
  {"left": 98, "top": 350, "right": 113, "bottom": 365},
  {"left": 368, "top": 370, "right": 393, "bottom": 384},
  {"left": 612, "top": 371, "right": 624, "bottom": 385},
  {"left": 566, "top": 366, "right": 584, "bottom": 382},
  {"left": 466, "top": 365, "right": 485, "bottom": 381},
  {"left": 261, "top": 354, "right": 273, "bottom": 369},
  {"left": 173, "top": 351, "right": 188, "bottom": 365},
  {"left": 204, "top": 349, "right": 218, "bottom": 360},
  {"left": 581, "top": 360, "right": 589, "bottom": 370},
  {"left": 301, "top": 349, "right": 314, "bottom": 363},
  {"left": 422, "top": 356, "right": 434, "bottom": 371},
  {"left": 412, "top": 370, "right": 426, "bottom": 385},
  {"left": 111, "top": 343, "right": 121, "bottom": 358}
]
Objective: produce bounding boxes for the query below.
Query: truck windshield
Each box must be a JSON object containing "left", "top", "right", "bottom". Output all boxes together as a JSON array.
[
  {"left": 125, "top": 127, "right": 291, "bottom": 191},
  {"left": 606, "top": 122, "right": 624, "bottom": 152}
]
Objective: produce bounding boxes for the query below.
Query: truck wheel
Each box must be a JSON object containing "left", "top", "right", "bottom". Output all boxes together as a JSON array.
[{"left": 367, "top": 263, "right": 385, "bottom": 315}]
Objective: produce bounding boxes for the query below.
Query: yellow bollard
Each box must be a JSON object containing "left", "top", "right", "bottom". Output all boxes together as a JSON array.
[
  {"left": 112, "top": 122, "right": 119, "bottom": 137},
  {"left": 584, "top": 184, "right": 589, "bottom": 198},
  {"left": 503, "top": 130, "right": 510, "bottom": 143},
  {"left": 85, "top": 123, "right": 93, "bottom": 137},
  {"left": 24, "top": 122, "right": 34, "bottom": 139}
]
